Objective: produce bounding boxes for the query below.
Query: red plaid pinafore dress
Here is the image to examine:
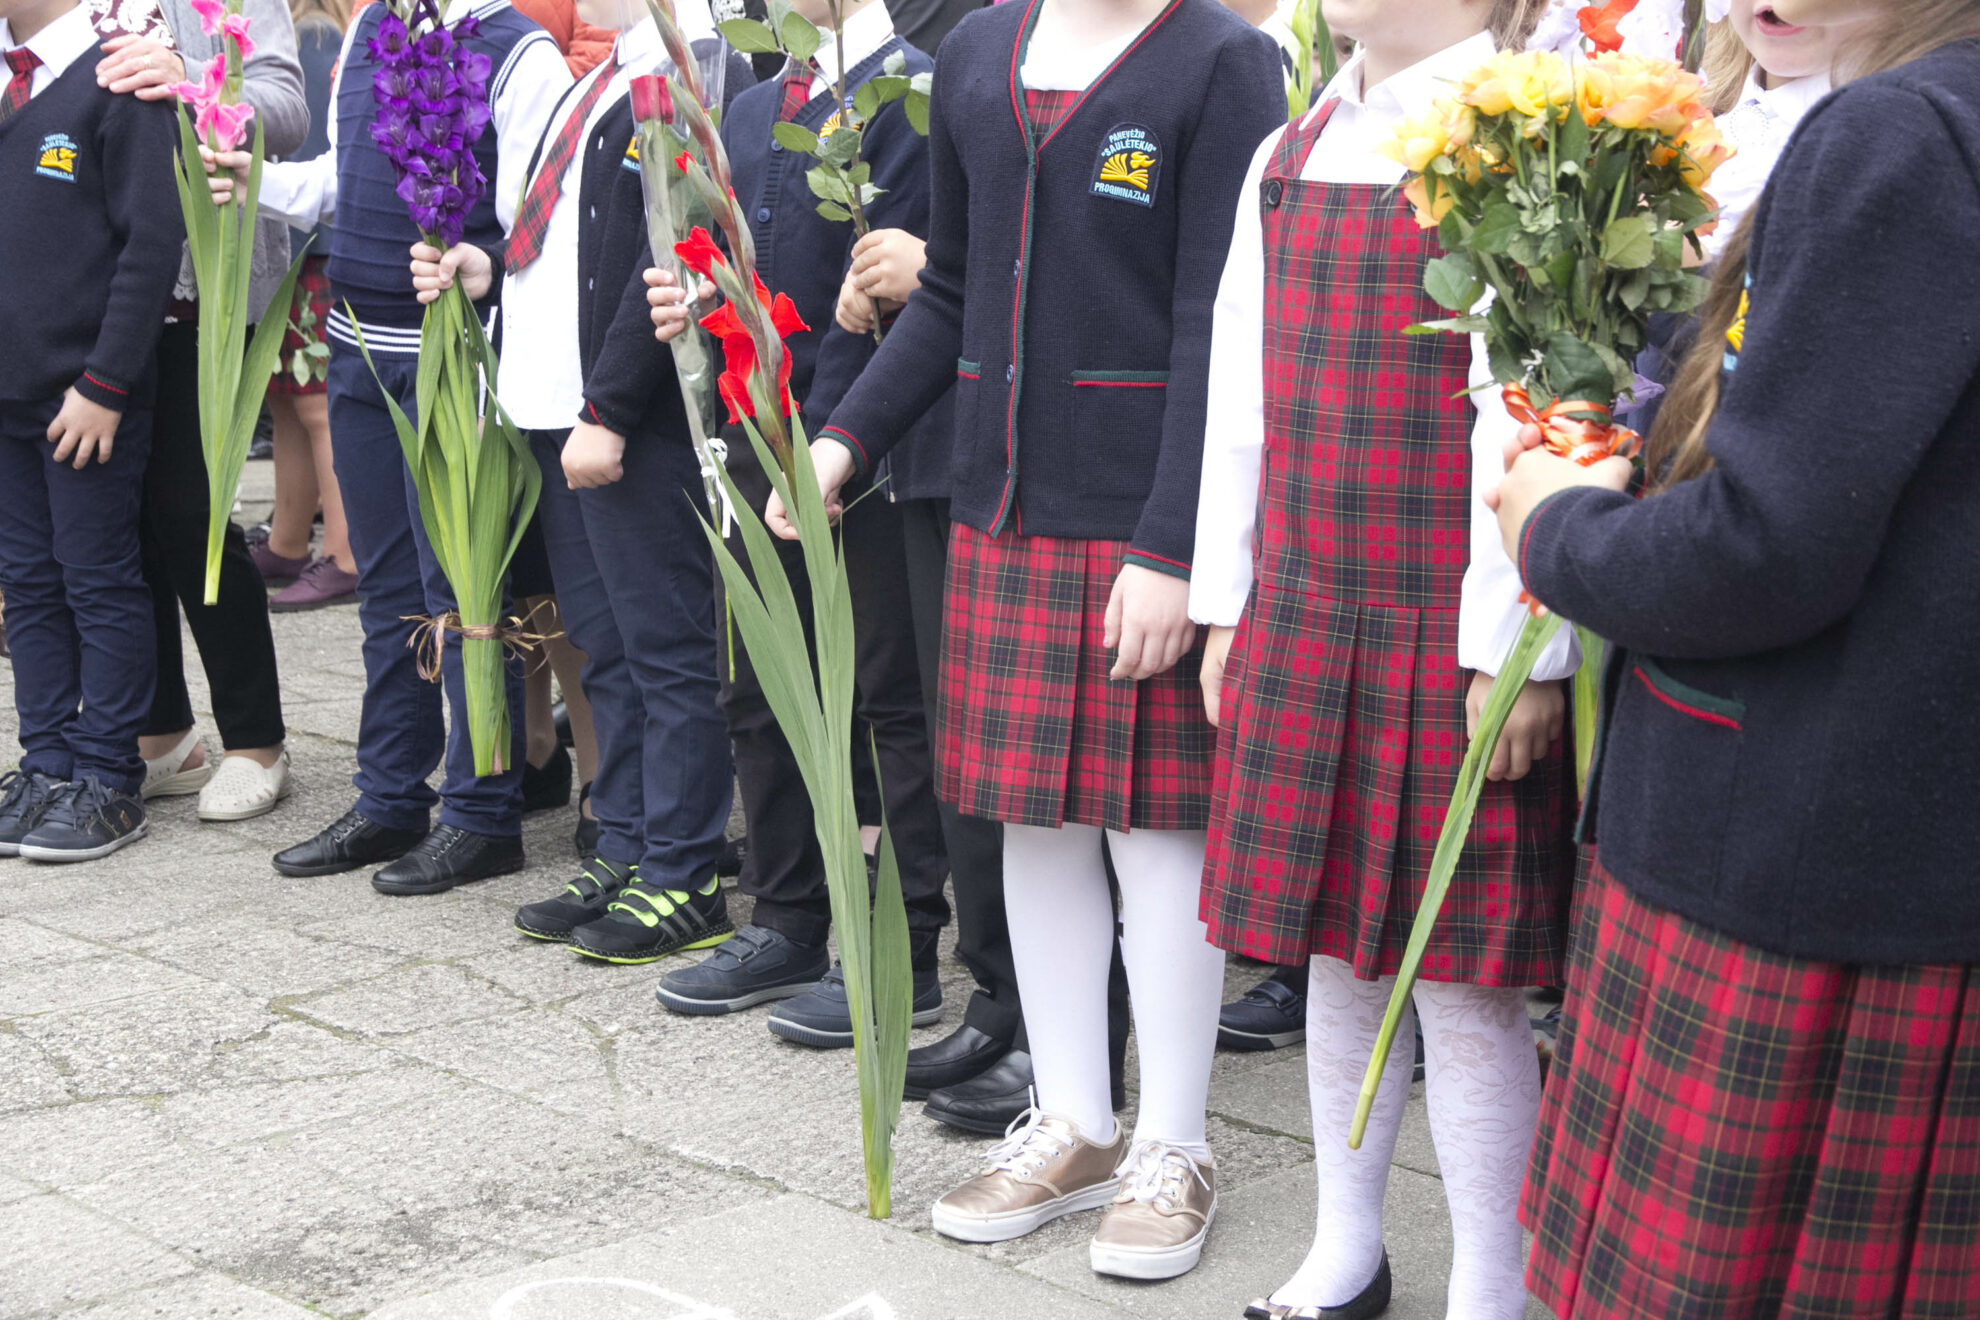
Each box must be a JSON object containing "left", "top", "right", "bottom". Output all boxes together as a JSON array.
[
  {"left": 933, "top": 88, "right": 1216, "bottom": 835},
  {"left": 1199, "top": 105, "right": 1574, "bottom": 982}
]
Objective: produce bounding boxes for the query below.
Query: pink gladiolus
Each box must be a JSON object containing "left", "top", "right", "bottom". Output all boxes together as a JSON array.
[
  {"left": 198, "top": 98, "right": 257, "bottom": 150},
  {"left": 220, "top": 11, "right": 254, "bottom": 59},
  {"left": 171, "top": 51, "right": 226, "bottom": 108},
  {"left": 189, "top": 0, "right": 226, "bottom": 35}
]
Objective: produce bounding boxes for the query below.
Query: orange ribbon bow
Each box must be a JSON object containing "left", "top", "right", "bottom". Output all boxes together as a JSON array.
[{"left": 1503, "top": 384, "right": 1642, "bottom": 468}]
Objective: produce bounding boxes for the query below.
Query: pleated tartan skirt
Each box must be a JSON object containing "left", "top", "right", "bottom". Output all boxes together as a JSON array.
[
  {"left": 1523, "top": 859, "right": 1980, "bottom": 1320},
  {"left": 937, "top": 523, "right": 1214, "bottom": 832}
]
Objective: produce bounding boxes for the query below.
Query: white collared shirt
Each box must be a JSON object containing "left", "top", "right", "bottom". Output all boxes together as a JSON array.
[
  {"left": 804, "top": 0, "right": 896, "bottom": 100},
  {"left": 257, "top": 0, "right": 572, "bottom": 247},
  {"left": 1, "top": 5, "right": 100, "bottom": 100},
  {"left": 1190, "top": 30, "right": 1579, "bottom": 682},
  {"left": 1702, "top": 66, "right": 1829, "bottom": 259}
]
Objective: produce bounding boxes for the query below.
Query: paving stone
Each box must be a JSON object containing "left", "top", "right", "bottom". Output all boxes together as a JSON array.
[
  {"left": 135, "top": 914, "right": 408, "bottom": 998},
  {"left": 66, "top": 1145, "right": 529, "bottom": 1319},
  {"left": 53, "top": 1271, "right": 322, "bottom": 1320},
  {"left": 1210, "top": 1052, "right": 1443, "bottom": 1179},
  {"left": 367, "top": 1192, "right": 1126, "bottom": 1320},
  {"left": 156, "top": 1063, "right": 459, "bottom": 1151},
  {"left": 201, "top": 1018, "right": 397, "bottom": 1088},
  {"left": 300, "top": 894, "right": 527, "bottom": 963},
  {"left": 0, "top": 1028, "right": 75, "bottom": 1114},
  {"left": 0, "top": 1193, "right": 193, "bottom": 1316},
  {"left": 0, "top": 918, "right": 108, "bottom": 970},
  {"left": 289, "top": 963, "right": 529, "bottom": 1038},
  {"left": 9, "top": 981, "right": 277, "bottom": 1100},
  {"left": 455, "top": 941, "right": 634, "bottom": 1008},
  {"left": 0, "top": 1097, "right": 180, "bottom": 1187},
  {"left": 0, "top": 954, "right": 207, "bottom": 1021},
  {"left": 384, "top": 1009, "right": 617, "bottom": 1117}
]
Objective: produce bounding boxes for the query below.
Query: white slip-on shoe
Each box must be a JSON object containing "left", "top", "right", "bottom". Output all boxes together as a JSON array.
[
  {"left": 142, "top": 729, "right": 213, "bottom": 800},
  {"left": 196, "top": 749, "right": 293, "bottom": 822}
]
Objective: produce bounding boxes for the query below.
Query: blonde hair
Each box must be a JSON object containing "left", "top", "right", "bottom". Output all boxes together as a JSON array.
[
  {"left": 291, "top": 0, "right": 353, "bottom": 31},
  {"left": 1700, "top": 19, "right": 1755, "bottom": 113},
  {"left": 1492, "top": 0, "right": 1547, "bottom": 48},
  {"left": 1646, "top": 4, "right": 1980, "bottom": 491}
]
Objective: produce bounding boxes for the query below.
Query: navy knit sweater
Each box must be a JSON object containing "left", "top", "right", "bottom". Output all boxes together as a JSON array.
[
  {"left": 0, "top": 59, "right": 183, "bottom": 409},
  {"left": 722, "top": 34, "right": 951, "bottom": 500},
  {"left": 820, "top": 0, "right": 1283, "bottom": 574},
  {"left": 1518, "top": 41, "right": 1980, "bottom": 965}
]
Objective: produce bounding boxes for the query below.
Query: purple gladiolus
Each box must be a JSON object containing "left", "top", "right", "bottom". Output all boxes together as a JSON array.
[{"left": 367, "top": 3, "right": 493, "bottom": 250}]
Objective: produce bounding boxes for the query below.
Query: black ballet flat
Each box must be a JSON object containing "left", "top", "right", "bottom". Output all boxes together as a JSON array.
[{"left": 1243, "top": 1253, "right": 1391, "bottom": 1319}]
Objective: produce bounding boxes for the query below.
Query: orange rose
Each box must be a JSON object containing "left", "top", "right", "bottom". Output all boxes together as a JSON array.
[{"left": 1403, "top": 174, "right": 1455, "bottom": 229}]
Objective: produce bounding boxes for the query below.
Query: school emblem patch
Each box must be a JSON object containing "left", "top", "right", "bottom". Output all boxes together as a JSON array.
[
  {"left": 1090, "top": 124, "right": 1158, "bottom": 207},
  {"left": 623, "top": 134, "right": 641, "bottom": 173},
  {"left": 36, "top": 133, "right": 78, "bottom": 182}
]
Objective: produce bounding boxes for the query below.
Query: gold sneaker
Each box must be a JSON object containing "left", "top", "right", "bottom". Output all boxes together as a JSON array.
[
  {"left": 930, "top": 1109, "right": 1126, "bottom": 1243},
  {"left": 1089, "top": 1140, "right": 1217, "bottom": 1279}
]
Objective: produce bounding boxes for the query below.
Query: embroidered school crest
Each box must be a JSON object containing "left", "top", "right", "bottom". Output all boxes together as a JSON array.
[
  {"left": 623, "top": 134, "right": 641, "bottom": 173},
  {"left": 1090, "top": 124, "right": 1159, "bottom": 207},
  {"left": 35, "top": 134, "right": 78, "bottom": 182},
  {"left": 1724, "top": 281, "right": 1749, "bottom": 371}
]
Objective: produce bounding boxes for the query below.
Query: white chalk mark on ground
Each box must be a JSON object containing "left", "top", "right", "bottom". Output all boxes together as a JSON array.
[{"left": 487, "top": 1278, "right": 900, "bottom": 1320}]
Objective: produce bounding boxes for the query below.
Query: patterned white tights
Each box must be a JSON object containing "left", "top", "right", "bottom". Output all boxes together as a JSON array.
[{"left": 1271, "top": 956, "right": 1540, "bottom": 1320}]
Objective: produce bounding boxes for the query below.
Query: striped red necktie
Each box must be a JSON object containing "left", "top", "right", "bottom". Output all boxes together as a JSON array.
[
  {"left": 778, "top": 60, "right": 814, "bottom": 122},
  {"left": 2, "top": 48, "right": 41, "bottom": 124},
  {"left": 507, "top": 47, "right": 620, "bottom": 271}
]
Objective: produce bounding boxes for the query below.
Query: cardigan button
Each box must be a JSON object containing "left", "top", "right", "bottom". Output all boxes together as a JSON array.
[
  {"left": 756, "top": 207, "right": 772, "bottom": 223},
  {"left": 771, "top": 140, "right": 783, "bottom": 152},
  {"left": 1006, "top": 365, "right": 1014, "bottom": 383},
  {"left": 1263, "top": 179, "right": 1284, "bottom": 208}
]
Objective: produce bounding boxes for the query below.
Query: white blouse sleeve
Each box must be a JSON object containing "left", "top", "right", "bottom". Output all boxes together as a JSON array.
[
  {"left": 1458, "top": 332, "right": 1581, "bottom": 681},
  {"left": 1188, "top": 126, "right": 1285, "bottom": 628}
]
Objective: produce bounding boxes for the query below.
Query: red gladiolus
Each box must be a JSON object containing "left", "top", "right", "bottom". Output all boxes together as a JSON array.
[
  {"left": 629, "top": 73, "right": 672, "bottom": 124},
  {"left": 699, "top": 271, "right": 810, "bottom": 424},
  {"left": 1578, "top": 0, "right": 1637, "bottom": 53},
  {"left": 673, "top": 225, "right": 725, "bottom": 279}
]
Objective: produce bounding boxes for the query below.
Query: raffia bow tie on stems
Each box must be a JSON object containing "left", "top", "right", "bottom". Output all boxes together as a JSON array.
[{"left": 403, "top": 604, "right": 561, "bottom": 683}]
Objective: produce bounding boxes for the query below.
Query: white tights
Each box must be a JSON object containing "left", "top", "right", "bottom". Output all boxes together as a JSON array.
[
  {"left": 1001, "top": 822, "right": 1225, "bottom": 1157},
  {"left": 1273, "top": 955, "right": 1540, "bottom": 1320}
]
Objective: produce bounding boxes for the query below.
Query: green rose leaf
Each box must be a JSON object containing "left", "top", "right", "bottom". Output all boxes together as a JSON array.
[
  {"left": 780, "top": 11, "right": 823, "bottom": 63},
  {"left": 1470, "top": 203, "right": 1522, "bottom": 256},
  {"left": 717, "top": 17, "right": 780, "bottom": 53},
  {"left": 1423, "top": 253, "right": 1482, "bottom": 313},
  {"left": 772, "top": 122, "right": 821, "bottom": 155},
  {"left": 1600, "top": 215, "right": 1656, "bottom": 270}
]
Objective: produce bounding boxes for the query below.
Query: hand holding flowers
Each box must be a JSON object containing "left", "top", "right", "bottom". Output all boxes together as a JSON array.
[{"left": 1485, "top": 422, "right": 1634, "bottom": 564}]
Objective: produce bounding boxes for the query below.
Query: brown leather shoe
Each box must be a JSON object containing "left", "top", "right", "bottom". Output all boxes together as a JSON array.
[
  {"left": 930, "top": 1110, "right": 1125, "bottom": 1243},
  {"left": 1089, "top": 1141, "right": 1218, "bottom": 1280}
]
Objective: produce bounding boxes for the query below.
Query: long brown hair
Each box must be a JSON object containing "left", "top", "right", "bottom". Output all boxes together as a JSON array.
[
  {"left": 1492, "top": 0, "right": 1546, "bottom": 48},
  {"left": 291, "top": 0, "right": 353, "bottom": 31},
  {"left": 1646, "top": 3, "right": 1980, "bottom": 490}
]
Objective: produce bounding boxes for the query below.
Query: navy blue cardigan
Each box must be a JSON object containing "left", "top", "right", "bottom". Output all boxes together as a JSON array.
[
  {"left": 1518, "top": 41, "right": 1980, "bottom": 966},
  {"left": 820, "top": 0, "right": 1283, "bottom": 574},
  {"left": 722, "top": 34, "right": 952, "bottom": 499}
]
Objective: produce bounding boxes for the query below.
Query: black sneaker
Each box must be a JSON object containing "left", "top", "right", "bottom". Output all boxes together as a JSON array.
[
  {"left": 515, "top": 856, "right": 637, "bottom": 942},
  {"left": 653, "top": 923, "right": 828, "bottom": 1016},
  {"left": 0, "top": 770, "right": 62, "bottom": 856},
  {"left": 1217, "top": 968, "right": 1307, "bottom": 1051},
  {"left": 570, "top": 871, "right": 734, "bottom": 964},
  {"left": 17, "top": 778, "right": 147, "bottom": 862},
  {"left": 767, "top": 963, "right": 944, "bottom": 1048}
]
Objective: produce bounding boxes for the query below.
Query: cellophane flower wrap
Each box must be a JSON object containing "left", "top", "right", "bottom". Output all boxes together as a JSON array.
[
  {"left": 642, "top": 0, "right": 911, "bottom": 1224},
  {"left": 171, "top": 0, "right": 309, "bottom": 603},
  {"left": 350, "top": 0, "right": 538, "bottom": 778},
  {"left": 1347, "top": 45, "right": 1730, "bottom": 1148}
]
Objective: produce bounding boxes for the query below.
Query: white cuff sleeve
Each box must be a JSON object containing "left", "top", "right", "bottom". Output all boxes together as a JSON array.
[{"left": 257, "top": 155, "right": 337, "bottom": 227}]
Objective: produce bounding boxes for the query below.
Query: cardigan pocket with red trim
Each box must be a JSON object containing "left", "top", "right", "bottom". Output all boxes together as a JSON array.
[
  {"left": 1598, "top": 655, "right": 1745, "bottom": 887},
  {"left": 1069, "top": 370, "right": 1169, "bottom": 500}
]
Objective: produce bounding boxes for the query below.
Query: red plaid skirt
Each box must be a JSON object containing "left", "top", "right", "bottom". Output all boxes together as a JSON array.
[
  {"left": 938, "top": 523, "right": 1213, "bottom": 832},
  {"left": 1524, "top": 859, "right": 1980, "bottom": 1319},
  {"left": 269, "top": 255, "right": 331, "bottom": 397}
]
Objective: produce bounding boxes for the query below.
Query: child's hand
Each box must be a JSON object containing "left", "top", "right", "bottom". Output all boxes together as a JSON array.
[
  {"left": 1466, "top": 673, "right": 1564, "bottom": 782},
  {"left": 561, "top": 420, "right": 626, "bottom": 489},
  {"left": 1199, "top": 623, "right": 1236, "bottom": 727},
  {"left": 46, "top": 388, "right": 122, "bottom": 468},
  {"left": 1105, "top": 564, "right": 1196, "bottom": 682},
  {"left": 764, "top": 440, "right": 855, "bottom": 540},
  {"left": 410, "top": 242, "right": 492, "bottom": 304},
  {"left": 847, "top": 228, "right": 926, "bottom": 306},
  {"left": 1485, "top": 436, "right": 1631, "bottom": 563},
  {"left": 96, "top": 35, "right": 186, "bottom": 100},
  {"left": 197, "top": 146, "right": 253, "bottom": 206},
  {"left": 835, "top": 265, "right": 881, "bottom": 335},
  {"left": 645, "top": 268, "right": 715, "bottom": 342}
]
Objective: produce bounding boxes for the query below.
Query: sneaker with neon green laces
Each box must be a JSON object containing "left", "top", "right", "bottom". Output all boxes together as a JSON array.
[
  {"left": 514, "top": 856, "right": 637, "bottom": 942},
  {"left": 569, "top": 870, "right": 733, "bottom": 964}
]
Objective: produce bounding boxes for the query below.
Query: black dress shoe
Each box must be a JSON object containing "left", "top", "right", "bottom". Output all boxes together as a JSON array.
[
  {"left": 905, "top": 1023, "right": 1010, "bottom": 1099},
  {"left": 922, "top": 1048, "right": 1129, "bottom": 1136},
  {"left": 272, "top": 808, "right": 425, "bottom": 877},
  {"left": 1243, "top": 1252, "right": 1390, "bottom": 1318},
  {"left": 521, "top": 744, "right": 572, "bottom": 813},
  {"left": 371, "top": 824, "right": 525, "bottom": 896},
  {"left": 572, "top": 782, "right": 600, "bottom": 860}
]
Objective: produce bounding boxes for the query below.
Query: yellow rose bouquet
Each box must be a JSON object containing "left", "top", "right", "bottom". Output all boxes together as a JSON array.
[{"left": 1349, "top": 47, "right": 1730, "bottom": 1148}]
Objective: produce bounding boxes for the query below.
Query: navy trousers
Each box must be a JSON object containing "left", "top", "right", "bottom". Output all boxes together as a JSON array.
[
  {"left": 326, "top": 343, "right": 523, "bottom": 837},
  {"left": 527, "top": 428, "right": 730, "bottom": 886},
  {"left": 0, "top": 397, "right": 154, "bottom": 794}
]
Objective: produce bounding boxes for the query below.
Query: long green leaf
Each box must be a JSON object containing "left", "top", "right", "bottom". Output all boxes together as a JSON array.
[
  {"left": 1349, "top": 611, "right": 1564, "bottom": 1148},
  {"left": 1572, "top": 625, "right": 1604, "bottom": 799}
]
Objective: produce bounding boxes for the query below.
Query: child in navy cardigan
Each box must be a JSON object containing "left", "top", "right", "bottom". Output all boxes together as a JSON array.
[
  {"left": 769, "top": 0, "right": 1282, "bottom": 1279},
  {"left": 410, "top": 0, "right": 750, "bottom": 965},
  {"left": 0, "top": 0, "right": 181, "bottom": 862},
  {"left": 1496, "top": 18, "right": 1980, "bottom": 1319},
  {"left": 644, "top": 0, "right": 959, "bottom": 1058}
]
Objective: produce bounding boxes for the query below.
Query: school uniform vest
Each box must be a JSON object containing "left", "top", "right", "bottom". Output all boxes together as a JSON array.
[{"left": 326, "top": 0, "right": 541, "bottom": 326}]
